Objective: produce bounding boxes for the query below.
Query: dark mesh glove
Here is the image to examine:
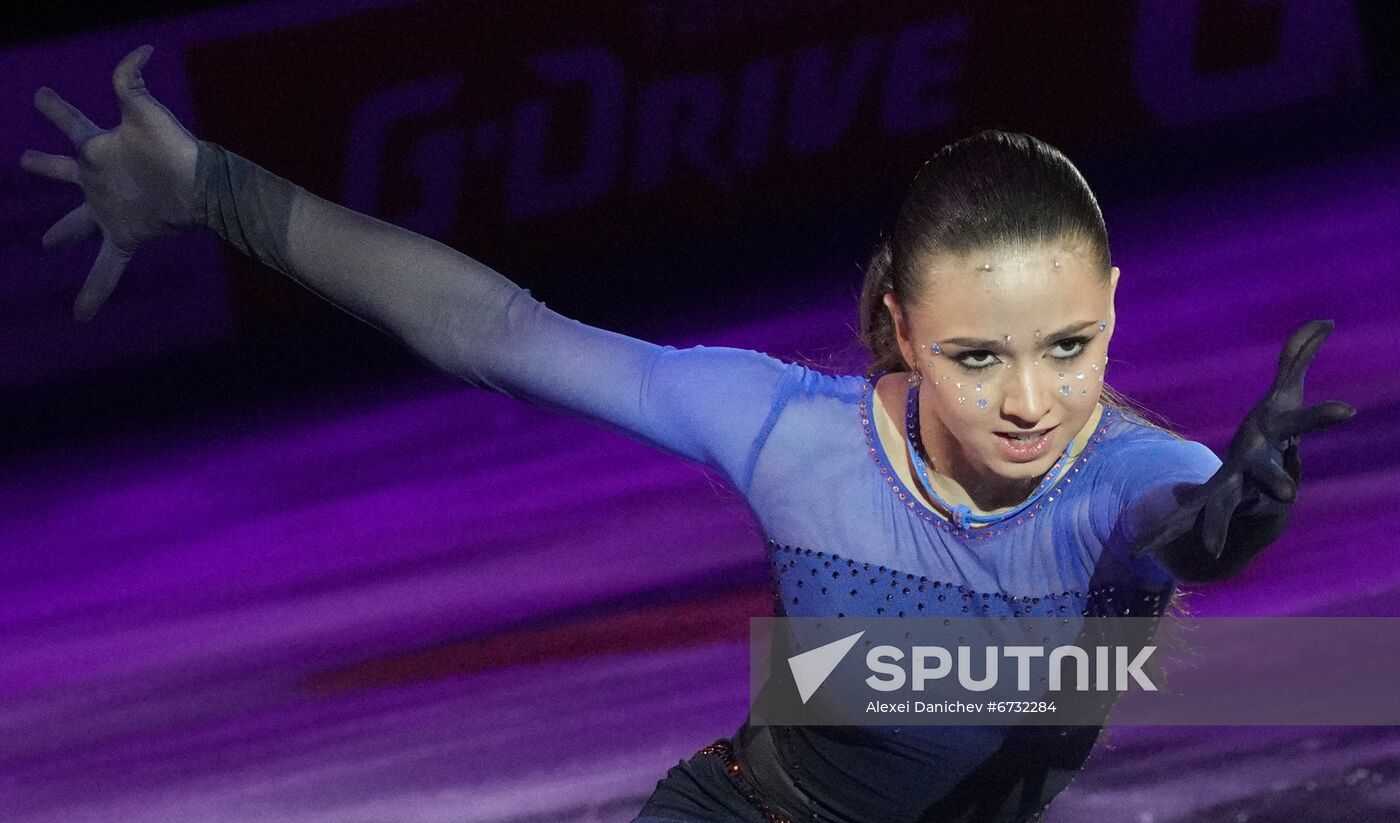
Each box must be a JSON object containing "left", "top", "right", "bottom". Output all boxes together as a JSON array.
[
  {"left": 20, "top": 45, "right": 200, "bottom": 320},
  {"left": 1130, "top": 320, "right": 1355, "bottom": 582}
]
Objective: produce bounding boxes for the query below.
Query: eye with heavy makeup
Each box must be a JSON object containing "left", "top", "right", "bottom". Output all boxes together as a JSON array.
[{"left": 946, "top": 334, "right": 1095, "bottom": 374}]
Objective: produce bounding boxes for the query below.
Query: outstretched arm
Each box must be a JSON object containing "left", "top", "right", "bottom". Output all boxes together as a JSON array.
[
  {"left": 1126, "top": 320, "right": 1355, "bottom": 583},
  {"left": 22, "top": 45, "right": 564, "bottom": 374},
  {"left": 20, "top": 46, "right": 797, "bottom": 492}
]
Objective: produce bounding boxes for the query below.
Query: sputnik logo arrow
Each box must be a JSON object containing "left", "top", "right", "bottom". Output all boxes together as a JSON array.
[{"left": 788, "top": 630, "right": 864, "bottom": 704}]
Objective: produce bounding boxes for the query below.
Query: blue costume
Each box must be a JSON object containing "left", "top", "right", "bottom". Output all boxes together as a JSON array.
[
  {"left": 184, "top": 141, "right": 1343, "bottom": 823},
  {"left": 16, "top": 45, "right": 1356, "bottom": 819},
  {"left": 456, "top": 281, "right": 1219, "bottom": 823}
]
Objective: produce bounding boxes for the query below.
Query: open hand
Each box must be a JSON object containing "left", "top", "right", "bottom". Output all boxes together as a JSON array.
[
  {"left": 19, "top": 45, "right": 200, "bottom": 320},
  {"left": 1130, "top": 319, "right": 1355, "bottom": 561}
]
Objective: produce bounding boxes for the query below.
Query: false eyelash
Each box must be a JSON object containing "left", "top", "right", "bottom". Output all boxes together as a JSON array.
[
  {"left": 951, "top": 335, "right": 1096, "bottom": 372},
  {"left": 1051, "top": 335, "right": 1093, "bottom": 358},
  {"left": 953, "top": 353, "right": 999, "bottom": 373}
]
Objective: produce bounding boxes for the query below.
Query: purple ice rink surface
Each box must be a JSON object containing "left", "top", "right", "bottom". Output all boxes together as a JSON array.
[{"left": 2, "top": 147, "right": 1399, "bottom": 822}]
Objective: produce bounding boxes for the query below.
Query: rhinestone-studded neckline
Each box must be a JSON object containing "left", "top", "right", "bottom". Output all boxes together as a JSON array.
[
  {"left": 859, "top": 371, "right": 1114, "bottom": 538},
  {"left": 905, "top": 379, "right": 1075, "bottom": 529}
]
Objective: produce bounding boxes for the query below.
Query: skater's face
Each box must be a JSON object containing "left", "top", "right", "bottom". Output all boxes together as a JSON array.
[{"left": 884, "top": 239, "right": 1118, "bottom": 488}]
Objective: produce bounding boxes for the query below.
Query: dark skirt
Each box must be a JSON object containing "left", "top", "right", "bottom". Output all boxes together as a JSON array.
[
  {"left": 630, "top": 723, "right": 1101, "bottom": 823},
  {"left": 631, "top": 739, "right": 781, "bottom": 823}
]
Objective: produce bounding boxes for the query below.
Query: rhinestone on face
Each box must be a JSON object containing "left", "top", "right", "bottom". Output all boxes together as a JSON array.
[
  {"left": 866, "top": 372, "right": 1090, "bottom": 536},
  {"left": 958, "top": 396, "right": 966, "bottom": 404},
  {"left": 1098, "top": 320, "right": 1107, "bottom": 331},
  {"left": 976, "top": 398, "right": 989, "bottom": 409},
  {"left": 930, "top": 343, "right": 942, "bottom": 354},
  {"left": 1060, "top": 385, "right": 1071, "bottom": 396}
]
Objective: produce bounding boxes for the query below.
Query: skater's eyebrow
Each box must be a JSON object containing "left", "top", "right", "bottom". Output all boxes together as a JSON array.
[{"left": 939, "top": 321, "right": 1098, "bottom": 350}]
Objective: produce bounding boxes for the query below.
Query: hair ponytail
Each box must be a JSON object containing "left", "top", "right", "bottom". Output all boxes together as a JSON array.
[{"left": 858, "top": 236, "right": 906, "bottom": 376}]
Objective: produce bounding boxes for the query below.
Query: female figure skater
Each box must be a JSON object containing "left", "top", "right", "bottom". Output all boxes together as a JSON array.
[{"left": 21, "top": 47, "right": 1354, "bottom": 823}]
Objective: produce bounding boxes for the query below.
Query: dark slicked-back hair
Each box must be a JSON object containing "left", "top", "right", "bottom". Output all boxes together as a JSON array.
[{"left": 859, "top": 130, "right": 1111, "bottom": 375}]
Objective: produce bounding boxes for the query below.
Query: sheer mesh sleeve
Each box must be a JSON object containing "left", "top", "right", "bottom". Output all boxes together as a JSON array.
[
  {"left": 461, "top": 284, "right": 795, "bottom": 493},
  {"left": 195, "top": 140, "right": 793, "bottom": 494},
  {"left": 1092, "top": 435, "right": 1223, "bottom": 585}
]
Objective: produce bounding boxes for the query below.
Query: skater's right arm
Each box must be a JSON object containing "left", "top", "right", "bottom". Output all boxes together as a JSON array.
[
  {"left": 19, "top": 44, "right": 541, "bottom": 368},
  {"left": 20, "top": 46, "right": 799, "bottom": 493}
]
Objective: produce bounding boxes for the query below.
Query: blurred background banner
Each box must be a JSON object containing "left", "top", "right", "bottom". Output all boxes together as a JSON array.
[{"left": 2, "top": 0, "right": 1386, "bottom": 392}]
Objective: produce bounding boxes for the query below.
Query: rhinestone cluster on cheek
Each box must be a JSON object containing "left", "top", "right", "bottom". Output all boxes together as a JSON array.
[{"left": 859, "top": 372, "right": 1111, "bottom": 537}]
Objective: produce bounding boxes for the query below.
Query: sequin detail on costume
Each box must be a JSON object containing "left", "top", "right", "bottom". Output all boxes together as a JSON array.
[
  {"left": 767, "top": 540, "right": 1173, "bottom": 620},
  {"left": 695, "top": 738, "right": 798, "bottom": 823}
]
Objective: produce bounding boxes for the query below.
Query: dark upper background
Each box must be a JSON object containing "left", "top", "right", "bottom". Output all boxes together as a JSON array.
[{"left": 3, "top": 0, "right": 1397, "bottom": 457}]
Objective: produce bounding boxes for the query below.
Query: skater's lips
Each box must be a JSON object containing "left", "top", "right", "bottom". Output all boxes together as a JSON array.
[{"left": 994, "top": 426, "right": 1057, "bottom": 438}]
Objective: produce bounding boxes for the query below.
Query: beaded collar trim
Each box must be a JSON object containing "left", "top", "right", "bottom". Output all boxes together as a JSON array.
[
  {"left": 905, "top": 379, "right": 1075, "bottom": 529},
  {"left": 859, "top": 371, "right": 1114, "bottom": 537}
]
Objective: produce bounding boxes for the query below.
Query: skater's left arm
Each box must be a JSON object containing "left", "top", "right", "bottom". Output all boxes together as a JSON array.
[{"left": 1125, "top": 321, "right": 1355, "bottom": 583}]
